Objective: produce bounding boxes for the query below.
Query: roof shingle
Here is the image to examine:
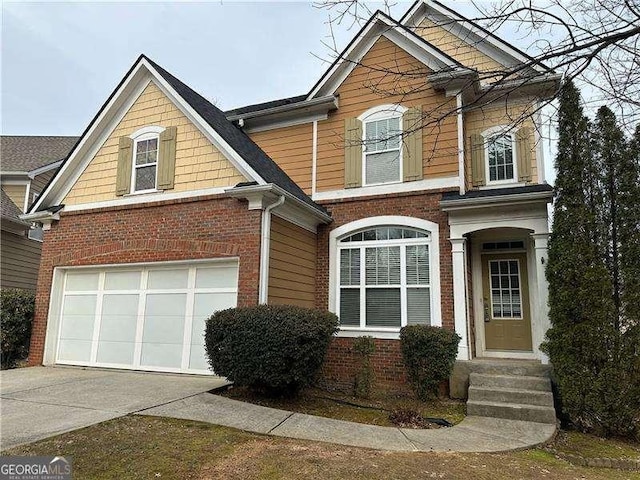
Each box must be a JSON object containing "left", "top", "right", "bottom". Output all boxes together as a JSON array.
[{"left": 1, "top": 136, "right": 79, "bottom": 173}]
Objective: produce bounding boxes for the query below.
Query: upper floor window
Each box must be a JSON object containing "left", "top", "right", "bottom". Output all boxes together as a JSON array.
[
  {"left": 129, "top": 126, "right": 164, "bottom": 193},
  {"left": 487, "top": 133, "right": 515, "bottom": 183},
  {"left": 359, "top": 105, "right": 407, "bottom": 186}
]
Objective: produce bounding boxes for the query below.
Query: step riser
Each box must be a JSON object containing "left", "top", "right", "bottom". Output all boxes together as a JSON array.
[
  {"left": 468, "top": 363, "right": 551, "bottom": 378},
  {"left": 468, "top": 387, "right": 554, "bottom": 407},
  {"left": 470, "top": 373, "right": 551, "bottom": 392},
  {"left": 467, "top": 401, "right": 557, "bottom": 424}
]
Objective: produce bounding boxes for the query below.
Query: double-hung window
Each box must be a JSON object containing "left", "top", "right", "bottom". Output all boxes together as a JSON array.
[
  {"left": 338, "top": 227, "right": 432, "bottom": 330},
  {"left": 132, "top": 135, "right": 159, "bottom": 192},
  {"left": 486, "top": 133, "right": 516, "bottom": 183},
  {"left": 363, "top": 115, "right": 402, "bottom": 185}
]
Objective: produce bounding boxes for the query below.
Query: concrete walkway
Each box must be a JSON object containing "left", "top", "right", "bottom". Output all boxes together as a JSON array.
[
  {"left": 0, "top": 367, "right": 227, "bottom": 450},
  {"left": 139, "top": 392, "right": 556, "bottom": 452}
]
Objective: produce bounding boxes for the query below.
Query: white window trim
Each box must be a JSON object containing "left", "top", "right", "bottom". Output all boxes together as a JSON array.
[
  {"left": 129, "top": 126, "right": 165, "bottom": 194},
  {"left": 329, "top": 216, "right": 441, "bottom": 339},
  {"left": 481, "top": 125, "right": 518, "bottom": 187},
  {"left": 358, "top": 104, "right": 408, "bottom": 187}
]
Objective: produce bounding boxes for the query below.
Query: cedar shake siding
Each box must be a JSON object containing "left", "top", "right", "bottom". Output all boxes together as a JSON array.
[
  {"left": 63, "top": 82, "right": 245, "bottom": 206},
  {"left": 268, "top": 215, "right": 317, "bottom": 307}
]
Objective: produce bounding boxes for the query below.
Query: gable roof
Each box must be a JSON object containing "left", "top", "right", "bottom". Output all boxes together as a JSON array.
[
  {"left": 307, "top": 10, "right": 466, "bottom": 99},
  {"left": 1, "top": 188, "right": 28, "bottom": 226},
  {"left": 29, "top": 56, "right": 326, "bottom": 215},
  {"left": 400, "top": 0, "right": 553, "bottom": 75},
  {"left": 0, "top": 136, "right": 78, "bottom": 173}
]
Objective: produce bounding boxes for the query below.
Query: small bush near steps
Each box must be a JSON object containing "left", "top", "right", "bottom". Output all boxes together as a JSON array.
[
  {"left": 1, "top": 289, "right": 35, "bottom": 369},
  {"left": 205, "top": 305, "right": 338, "bottom": 396},
  {"left": 400, "top": 325, "right": 460, "bottom": 400}
]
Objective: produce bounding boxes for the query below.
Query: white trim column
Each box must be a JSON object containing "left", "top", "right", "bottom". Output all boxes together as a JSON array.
[
  {"left": 531, "top": 233, "right": 550, "bottom": 364},
  {"left": 450, "top": 237, "right": 469, "bottom": 360}
]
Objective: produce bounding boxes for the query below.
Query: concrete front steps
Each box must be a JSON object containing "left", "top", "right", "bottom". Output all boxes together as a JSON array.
[{"left": 466, "top": 360, "right": 557, "bottom": 424}]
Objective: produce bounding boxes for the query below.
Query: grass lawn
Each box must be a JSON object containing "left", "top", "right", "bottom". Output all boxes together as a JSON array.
[
  {"left": 222, "top": 386, "right": 466, "bottom": 427},
  {"left": 4, "top": 415, "right": 639, "bottom": 480},
  {"left": 550, "top": 430, "right": 640, "bottom": 460}
]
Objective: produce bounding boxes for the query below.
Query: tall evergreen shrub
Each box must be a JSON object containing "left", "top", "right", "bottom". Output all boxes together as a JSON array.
[{"left": 543, "top": 82, "right": 640, "bottom": 439}]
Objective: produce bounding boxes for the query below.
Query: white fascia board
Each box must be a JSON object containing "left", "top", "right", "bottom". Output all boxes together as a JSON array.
[
  {"left": 440, "top": 190, "right": 553, "bottom": 211},
  {"left": 308, "top": 13, "right": 457, "bottom": 99},
  {"left": 28, "top": 160, "right": 64, "bottom": 178},
  {"left": 403, "top": 1, "right": 548, "bottom": 75},
  {"left": 32, "top": 59, "right": 266, "bottom": 213},
  {"left": 226, "top": 183, "right": 332, "bottom": 225}
]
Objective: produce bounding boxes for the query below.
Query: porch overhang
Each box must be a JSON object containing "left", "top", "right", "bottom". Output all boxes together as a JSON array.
[{"left": 440, "top": 184, "right": 553, "bottom": 212}]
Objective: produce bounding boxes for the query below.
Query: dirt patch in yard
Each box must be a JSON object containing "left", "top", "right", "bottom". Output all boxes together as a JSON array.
[{"left": 219, "top": 386, "right": 465, "bottom": 428}]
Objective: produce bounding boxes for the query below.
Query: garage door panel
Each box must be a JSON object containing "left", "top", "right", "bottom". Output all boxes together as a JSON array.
[
  {"left": 58, "top": 339, "right": 93, "bottom": 362},
  {"left": 60, "top": 295, "right": 97, "bottom": 340},
  {"left": 65, "top": 272, "right": 99, "bottom": 291},
  {"left": 54, "top": 261, "right": 238, "bottom": 374},
  {"left": 104, "top": 271, "right": 141, "bottom": 290},
  {"left": 141, "top": 343, "right": 183, "bottom": 369},
  {"left": 147, "top": 269, "right": 189, "bottom": 290}
]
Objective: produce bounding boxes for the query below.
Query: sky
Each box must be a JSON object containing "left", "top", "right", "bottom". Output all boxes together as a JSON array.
[{"left": 1, "top": 1, "right": 558, "bottom": 181}]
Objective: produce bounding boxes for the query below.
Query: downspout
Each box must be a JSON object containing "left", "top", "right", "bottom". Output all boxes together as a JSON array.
[
  {"left": 258, "top": 195, "right": 286, "bottom": 304},
  {"left": 456, "top": 92, "right": 465, "bottom": 195}
]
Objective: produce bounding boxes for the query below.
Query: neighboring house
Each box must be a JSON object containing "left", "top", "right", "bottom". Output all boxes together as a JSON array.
[
  {"left": 22, "top": 1, "right": 560, "bottom": 392},
  {"left": 1, "top": 136, "right": 78, "bottom": 290}
]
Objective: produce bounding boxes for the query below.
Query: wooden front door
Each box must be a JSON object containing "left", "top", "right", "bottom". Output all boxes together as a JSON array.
[{"left": 482, "top": 253, "right": 532, "bottom": 351}]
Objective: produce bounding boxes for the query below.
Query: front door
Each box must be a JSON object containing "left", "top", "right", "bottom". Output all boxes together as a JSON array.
[{"left": 482, "top": 253, "right": 532, "bottom": 351}]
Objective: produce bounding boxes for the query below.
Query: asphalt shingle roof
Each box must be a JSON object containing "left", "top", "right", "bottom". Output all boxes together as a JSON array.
[
  {"left": 225, "top": 95, "right": 308, "bottom": 117},
  {"left": 1, "top": 136, "right": 79, "bottom": 173},
  {"left": 146, "top": 57, "right": 327, "bottom": 214},
  {"left": 1, "top": 188, "right": 27, "bottom": 224},
  {"left": 441, "top": 183, "right": 553, "bottom": 201}
]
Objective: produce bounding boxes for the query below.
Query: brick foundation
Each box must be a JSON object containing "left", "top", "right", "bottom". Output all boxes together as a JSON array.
[
  {"left": 29, "top": 194, "right": 262, "bottom": 366},
  {"left": 315, "top": 190, "right": 455, "bottom": 393}
]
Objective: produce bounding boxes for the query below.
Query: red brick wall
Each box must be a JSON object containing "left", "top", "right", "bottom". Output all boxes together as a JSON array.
[
  {"left": 315, "top": 190, "right": 455, "bottom": 393},
  {"left": 29, "top": 194, "right": 262, "bottom": 366}
]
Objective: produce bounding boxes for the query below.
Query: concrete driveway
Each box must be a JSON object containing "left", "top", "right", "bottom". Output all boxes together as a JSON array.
[{"left": 0, "top": 366, "right": 227, "bottom": 450}]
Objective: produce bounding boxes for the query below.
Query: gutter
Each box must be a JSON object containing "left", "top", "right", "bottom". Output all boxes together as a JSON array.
[
  {"left": 19, "top": 205, "right": 64, "bottom": 229},
  {"left": 226, "top": 95, "right": 339, "bottom": 122},
  {"left": 0, "top": 160, "right": 64, "bottom": 180},
  {"left": 259, "top": 195, "right": 286, "bottom": 304},
  {"left": 440, "top": 190, "right": 553, "bottom": 211}
]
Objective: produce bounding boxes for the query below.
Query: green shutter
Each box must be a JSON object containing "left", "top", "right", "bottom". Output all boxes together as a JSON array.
[
  {"left": 403, "top": 107, "right": 423, "bottom": 182},
  {"left": 344, "top": 118, "right": 363, "bottom": 188},
  {"left": 115, "top": 136, "right": 133, "bottom": 196},
  {"left": 158, "top": 126, "right": 177, "bottom": 190},
  {"left": 470, "top": 133, "right": 486, "bottom": 187},
  {"left": 516, "top": 126, "right": 532, "bottom": 183}
]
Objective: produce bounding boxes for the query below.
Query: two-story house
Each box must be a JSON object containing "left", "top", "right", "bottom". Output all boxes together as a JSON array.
[
  {"left": 22, "top": 1, "right": 560, "bottom": 394},
  {"left": 1, "top": 136, "right": 78, "bottom": 291}
]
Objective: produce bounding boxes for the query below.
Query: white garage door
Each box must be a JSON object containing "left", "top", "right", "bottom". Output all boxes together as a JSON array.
[{"left": 54, "top": 261, "right": 238, "bottom": 374}]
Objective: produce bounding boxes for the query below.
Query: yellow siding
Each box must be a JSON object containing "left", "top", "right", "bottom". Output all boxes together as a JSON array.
[
  {"left": 316, "top": 36, "right": 459, "bottom": 192},
  {"left": 2, "top": 184, "right": 26, "bottom": 212},
  {"left": 250, "top": 123, "right": 313, "bottom": 195},
  {"left": 268, "top": 216, "right": 316, "bottom": 308},
  {"left": 416, "top": 18, "right": 506, "bottom": 76},
  {"left": 64, "top": 82, "right": 245, "bottom": 206},
  {"left": 464, "top": 100, "right": 539, "bottom": 189}
]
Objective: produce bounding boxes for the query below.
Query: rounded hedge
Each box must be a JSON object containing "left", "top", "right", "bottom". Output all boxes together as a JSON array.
[
  {"left": 205, "top": 304, "right": 338, "bottom": 395},
  {"left": 1, "top": 289, "right": 35, "bottom": 369},
  {"left": 400, "top": 325, "right": 460, "bottom": 400}
]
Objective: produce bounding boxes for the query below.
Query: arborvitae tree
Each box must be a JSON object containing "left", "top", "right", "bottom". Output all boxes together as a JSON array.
[{"left": 542, "top": 81, "right": 620, "bottom": 437}]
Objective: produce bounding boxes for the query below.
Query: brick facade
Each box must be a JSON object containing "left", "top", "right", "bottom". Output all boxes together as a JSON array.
[
  {"left": 28, "top": 194, "right": 262, "bottom": 366},
  {"left": 315, "top": 190, "right": 455, "bottom": 394}
]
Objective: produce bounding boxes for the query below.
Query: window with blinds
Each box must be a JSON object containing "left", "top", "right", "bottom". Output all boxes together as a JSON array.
[
  {"left": 338, "top": 226, "right": 432, "bottom": 329},
  {"left": 364, "top": 117, "right": 401, "bottom": 185}
]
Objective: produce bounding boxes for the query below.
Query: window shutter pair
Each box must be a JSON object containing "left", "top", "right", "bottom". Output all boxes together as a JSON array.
[
  {"left": 115, "top": 126, "right": 177, "bottom": 196},
  {"left": 343, "top": 107, "right": 423, "bottom": 188},
  {"left": 469, "top": 126, "right": 533, "bottom": 187}
]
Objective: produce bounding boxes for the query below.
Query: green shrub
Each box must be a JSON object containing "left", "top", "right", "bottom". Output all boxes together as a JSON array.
[
  {"left": 205, "top": 304, "right": 338, "bottom": 396},
  {"left": 353, "top": 336, "right": 375, "bottom": 398},
  {"left": 400, "top": 325, "right": 460, "bottom": 400},
  {"left": 1, "top": 289, "right": 35, "bottom": 369}
]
